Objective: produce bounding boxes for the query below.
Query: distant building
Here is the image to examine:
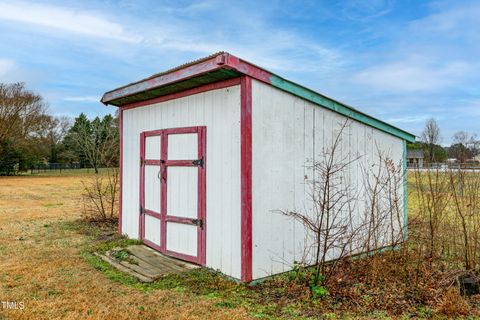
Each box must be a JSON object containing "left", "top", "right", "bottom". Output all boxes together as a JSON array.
[{"left": 407, "top": 149, "right": 424, "bottom": 168}]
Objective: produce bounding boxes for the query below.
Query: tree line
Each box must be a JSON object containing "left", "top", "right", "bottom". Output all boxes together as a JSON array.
[
  {"left": 0, "top": 82, "right": 118, "bottom": 175},
  {"left": 410, "top": 118, "right": 480, "bottom": 163}
]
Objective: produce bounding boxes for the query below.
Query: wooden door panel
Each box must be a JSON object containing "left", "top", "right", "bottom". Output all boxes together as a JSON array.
[
  {"left": 166, "top": 166, "right": 198, "bottom": 219},
  {"left": 166, "top": 222, "right": 198, "bottom": 257},
  {"left": 167, "top": 133, "right": 198, "bottom": 160},
  {"left": 144, "top": 215, "right": 161, "bottom": 246},
  {"left": 145, "top": 135, "right": 161, "bottom": 160},
  {"left": 144, "top": 165, "right": 161, "bottom": 213}
]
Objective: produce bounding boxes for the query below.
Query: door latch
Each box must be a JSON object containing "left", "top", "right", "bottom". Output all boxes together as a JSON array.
[
  {"left": 192, "top": 157, "right": 204, "bottom": 168},
  {"left": 191, "top": 218, "right": 204, "bottom": 229}
]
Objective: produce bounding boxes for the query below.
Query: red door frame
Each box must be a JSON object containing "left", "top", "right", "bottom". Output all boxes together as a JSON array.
[{"left": 139, "top": 126, "right": 206, "bottom": 265}]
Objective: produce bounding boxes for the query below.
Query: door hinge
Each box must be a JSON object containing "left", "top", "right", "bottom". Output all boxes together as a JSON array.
[
  {"left": 191, "top": 218, "right": 204, "bottom": 229},
  {"left": 192, "top": 157, "right": 204, "bottom": 168},
  {"left": 139, "top": 205, "right": 144, "bottom": 216},
  {"left": 140, "top": 157, "right": 145, "bottom": 166}
]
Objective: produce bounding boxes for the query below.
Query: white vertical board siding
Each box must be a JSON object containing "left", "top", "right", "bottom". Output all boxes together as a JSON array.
[
  {"left": 251, "top": 80, "right": 404, "bottom": 280},
  {"left": 122, "top": 85, "right": 242, "bottom": 279}
]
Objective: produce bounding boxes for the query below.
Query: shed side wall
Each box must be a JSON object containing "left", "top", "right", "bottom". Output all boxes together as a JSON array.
[
  {"left": 251, "top": 79, "right": 405, "bottom": 280},
  {"left": 122, "top": 85, "right": 242, "bottom": 279}
]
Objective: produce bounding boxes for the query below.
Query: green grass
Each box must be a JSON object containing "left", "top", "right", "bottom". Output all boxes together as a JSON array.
[{"left": 74, "top": 222, "right": 282, "bottom": 316}]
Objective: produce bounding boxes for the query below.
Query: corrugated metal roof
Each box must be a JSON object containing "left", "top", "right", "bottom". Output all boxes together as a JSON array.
[
  {"left": 101, "top": 52, "right": 416, "bottom": 142},
  {"left": 106, "top": 52, "right": 226, "bottom": 94}
]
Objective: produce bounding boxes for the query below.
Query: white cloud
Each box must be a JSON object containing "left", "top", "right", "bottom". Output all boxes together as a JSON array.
[
  {"left": 0, "top": 1, "right": 345, "bottom": 76},
  {"left": 353, "top": 59, "right": 470, "bottom": 93},
  {"left": 0, "top": 58, "right": 15, "bottom": 77},
  {"left": 63, "top": 96, "right": 100, "bottom": 103},
  {"left": 410, "top": 2, "right": 480, "bottom": 35},
  {"left": 385, "top": 115, "right": 431, "bottom": 124},
  {"left": 341, "top": 0, "right": 394, "bottom": 22},
  {"left": 0, "top": 1, "right": 140, "bottom": 42}
]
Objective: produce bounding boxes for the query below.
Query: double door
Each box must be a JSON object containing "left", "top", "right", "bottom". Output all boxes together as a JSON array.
[{"left": 139, "top": 126, "right": 206, "bottom": 264}]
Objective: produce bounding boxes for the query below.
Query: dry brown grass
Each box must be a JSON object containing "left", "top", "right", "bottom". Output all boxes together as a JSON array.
[{"left": 0, "top": 175, "right": 251, "bottom": 320}]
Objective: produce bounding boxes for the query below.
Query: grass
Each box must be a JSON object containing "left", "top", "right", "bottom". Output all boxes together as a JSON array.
[
  {"left": 1, "top": 172, "right": 479, "bottom": 319},
  {"left": 0, "top": 174, "right": 251, "bottom": 319}
]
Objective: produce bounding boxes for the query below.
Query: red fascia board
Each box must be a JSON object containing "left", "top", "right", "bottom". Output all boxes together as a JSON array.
[
  {"left": 224, "top": 54, "right": 272, "bottom": 83},
  {"left": 102, "top": 54, "right": 231, "bottom": 104},
  {"left": 102, "top": 53, "right": 272, "bottom": 105}
]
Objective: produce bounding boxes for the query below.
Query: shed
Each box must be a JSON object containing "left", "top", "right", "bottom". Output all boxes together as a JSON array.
[
  {"left": 406, "top": 149, "right": 424, "bottom": 168},
  {"left": 101, "top": 52, "right": 415, "bottom": 282}
]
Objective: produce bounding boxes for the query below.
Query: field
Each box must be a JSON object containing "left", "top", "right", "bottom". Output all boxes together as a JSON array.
[
  {"left": 0, "top": 173, "right": 250, "bottom": 320},
  {"left": 1, "top": 171, "right": 480, "bottom": 319}
]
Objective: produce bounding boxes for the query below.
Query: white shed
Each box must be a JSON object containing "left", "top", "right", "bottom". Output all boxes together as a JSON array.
[{"left": 101, "top": 52, "right": 415, "bottom": 282}]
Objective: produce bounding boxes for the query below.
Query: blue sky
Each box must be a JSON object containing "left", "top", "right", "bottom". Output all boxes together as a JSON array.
[{"left": 0, "top": 0, "right": 478, "bottom": 144}]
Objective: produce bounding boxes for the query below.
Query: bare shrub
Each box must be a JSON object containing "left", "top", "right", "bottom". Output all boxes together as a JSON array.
[
  {"left": 412, "top": 166, "right": 451, "bottom": 260},
  {"left": 81, "top": 167, "right": 119, "bottom": 223},
  {"left": 360, "top": 148, "right": 406, "bottom": 254},
  {"left": 438, "top": 287, "right": 472, "bottom": 316},
  {"left": 448, "top": 168, "right": 480, "bottom": 270},
  {"left": 281, "top": 120, "right": 364, "bottom": 287}
]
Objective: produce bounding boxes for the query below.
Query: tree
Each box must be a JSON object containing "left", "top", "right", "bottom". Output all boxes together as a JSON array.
[
  {"left": 0, "top": 140, "right": 21, "bottom": 175},
  {"left": 48, "top": 116, "right": 71, "bottom": 163},
  {"left": 449, "top": 131, "right": 479, "bottom": 162},
  {"left": 65, "top": 113, "right": 119, "bottom": 173},
  {"left": 448, "top": 143, "right": 472, "bottom": 163},
  {"left": 421, "top": 118, "right": 441, "bottom": 162},
  {"left": 0, "top": 83, "right": 51, "bottom": 172}
]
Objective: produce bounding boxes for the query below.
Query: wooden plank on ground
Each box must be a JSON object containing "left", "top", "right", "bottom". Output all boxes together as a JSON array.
[
  {"left": 94, "top": 253, "right": 154, "bottom": 283},
  {"left": 117, "top": 258, "right": 162, "bottom": 279},
  {"left": 142, "top": 246, "right": 199, "bottom": 269},
  {"left": 126, "top": 246, "right": 196, "bottom": 272},
  {"left": 127, "top": 248, "right": 186, "bottom": 273}
]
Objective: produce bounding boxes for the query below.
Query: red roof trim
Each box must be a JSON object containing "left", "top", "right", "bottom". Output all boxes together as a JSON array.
[{"left": 101, "top": 53, "right": 272, "bottom": 105}]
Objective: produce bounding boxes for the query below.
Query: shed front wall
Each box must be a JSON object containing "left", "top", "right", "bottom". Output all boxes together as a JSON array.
[
  {"left": 251, "top": 79, "right": 405, "bottom": 280},
  {"left": 121, "top": 85, "right": 242, "bottom": 279}
]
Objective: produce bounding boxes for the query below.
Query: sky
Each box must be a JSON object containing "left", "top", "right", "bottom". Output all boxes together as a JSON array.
[{"left": 0, "top": 0, "right": 478, "bottom": 144}]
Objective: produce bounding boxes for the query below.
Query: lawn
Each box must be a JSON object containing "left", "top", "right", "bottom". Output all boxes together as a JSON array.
[
  {"left": 1, "top": 171, "right": 479, "bottom": 319},
  {"left": 0, "top": 174, "right": 251, "bottom": 320}
]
